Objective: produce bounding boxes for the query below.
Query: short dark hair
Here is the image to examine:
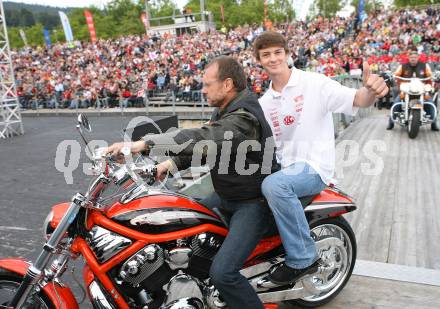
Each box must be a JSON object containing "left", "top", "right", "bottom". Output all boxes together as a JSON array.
[
  {"left": 253, "top": 31, "right": 289, "bottom": 60},
  {"left": 207, "top": 56, "right": 247, "bottom": 92},
  {"left": 409, "top": 47, "right": 419, "bottom": 55}
]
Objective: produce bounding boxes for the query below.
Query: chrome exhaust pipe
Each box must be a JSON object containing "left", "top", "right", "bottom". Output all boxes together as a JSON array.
[
  {"left": 162, "top": 297, "right": 204, "bottom": 309},
  {"left": 89, "top": 281, "right": 117, "bottom": 309}
]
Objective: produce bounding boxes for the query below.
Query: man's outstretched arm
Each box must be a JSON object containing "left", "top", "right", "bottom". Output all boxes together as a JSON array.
[{"left": 354, "top": 62, "right": 389, "bottom": 108}]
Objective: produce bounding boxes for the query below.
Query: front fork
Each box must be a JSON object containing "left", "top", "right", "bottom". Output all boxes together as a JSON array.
[
  {"left": 8, "top": 193, "right": 86, "bottom": 309},
  {"left": 390, "top": 102, "right": 403, "bottom": 123}
]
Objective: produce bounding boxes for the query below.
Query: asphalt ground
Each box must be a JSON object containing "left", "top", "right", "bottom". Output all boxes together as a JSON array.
[
  {"left": 0, "top": 115, "right": 184, "bottom": 256},
  {"left": 0, "top": 116, "right": 149, "bottom": 308}
]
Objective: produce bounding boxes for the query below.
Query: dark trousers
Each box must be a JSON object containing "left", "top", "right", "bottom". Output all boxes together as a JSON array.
[{"left": 201, "top": 192, "right": 269, "bottom": 309}]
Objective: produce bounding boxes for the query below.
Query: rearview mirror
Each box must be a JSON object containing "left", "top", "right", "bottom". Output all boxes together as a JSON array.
[{"left": 78, "top": 114, "right": 92, "bottom": 132}]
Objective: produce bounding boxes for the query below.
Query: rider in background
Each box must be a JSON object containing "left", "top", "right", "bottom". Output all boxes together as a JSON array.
[{"left": 387, "top": 48, "right": 438, "bottom": 131}]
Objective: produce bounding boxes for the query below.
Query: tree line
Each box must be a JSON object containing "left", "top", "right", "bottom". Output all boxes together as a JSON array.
[
  {"left": 4, "top": 1, "right": 69, "bottom": 29},
  {"left": 4, "top": 0, "right": 440, "bottom": 49}
]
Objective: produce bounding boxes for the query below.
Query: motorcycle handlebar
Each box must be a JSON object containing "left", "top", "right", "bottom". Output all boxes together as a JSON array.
[
  {"left": 91, "top": 148, "right": 159, "bottom": 190},
  {"left": 393, "top": 75, "right": 432, "bottom": 81}
]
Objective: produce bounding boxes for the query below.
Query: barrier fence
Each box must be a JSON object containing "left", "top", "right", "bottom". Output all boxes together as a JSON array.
[
  {"left": 28, "top": 75, "right": 369, "bottom": 135},
  {"left": 332, "top": 75, "right": 369, "bottom": 137}
]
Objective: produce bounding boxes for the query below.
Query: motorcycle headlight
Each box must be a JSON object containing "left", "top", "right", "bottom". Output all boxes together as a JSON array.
[
  {"left": 400, "top": 83, "right": 410, "bottom": 93},
  {"left": 42, "top": 210, "right": 54, "bottom": 240},
  {"left": 424, "top": 84, "right": 432, "bottom": 92},
  {"left": 409, "top": 81, "right": 424, "bottom": 93}
]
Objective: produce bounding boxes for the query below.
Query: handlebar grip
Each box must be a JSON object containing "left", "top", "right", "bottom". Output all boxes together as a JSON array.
[{"left": 146, "top": 167, "right": 157, "bottom": 185}]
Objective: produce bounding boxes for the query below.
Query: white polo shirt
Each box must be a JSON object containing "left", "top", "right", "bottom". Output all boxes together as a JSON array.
[{"left": 259, "top": 67, "right": 358, "bottom": 184}]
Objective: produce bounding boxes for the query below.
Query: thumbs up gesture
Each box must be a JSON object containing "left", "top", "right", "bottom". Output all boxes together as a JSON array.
[{"left": 362, "top": 61, "right": 389, "bottom": 99}]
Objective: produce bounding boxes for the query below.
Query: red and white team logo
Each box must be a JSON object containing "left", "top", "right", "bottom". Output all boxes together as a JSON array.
[{"left": 283, "top": 115, "right": 295, "bottom": 125}]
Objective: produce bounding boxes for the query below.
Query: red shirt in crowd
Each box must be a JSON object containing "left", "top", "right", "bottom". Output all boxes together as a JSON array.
[
  {"left": 147, "top": 80, "right": 155, "bottom": 90},
  {"left": 122, "top": 89, "right": 131, "bottom": 98},
  {"left": 63, "top": 89, "right": 72, "bottom": 100}
]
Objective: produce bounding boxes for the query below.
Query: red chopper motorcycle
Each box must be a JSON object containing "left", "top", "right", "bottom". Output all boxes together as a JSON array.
[{"left": 0, "top": 115, "right": 357, "bottom": 309}]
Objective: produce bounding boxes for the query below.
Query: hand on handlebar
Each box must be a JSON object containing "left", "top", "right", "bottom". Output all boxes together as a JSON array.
[
  {"left": 100, "top": 142, "right": 172, "bottom": 184},
  {"left": 155, "top": 160, "right": 173, "bottom": 182},
  {"left": 102, "top": 141, "right": 147, "bottom": 162}
]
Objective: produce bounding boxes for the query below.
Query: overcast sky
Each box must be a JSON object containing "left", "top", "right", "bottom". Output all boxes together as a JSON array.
[{"left": 5, "top": 1, "right": 393, "bottom": 20}]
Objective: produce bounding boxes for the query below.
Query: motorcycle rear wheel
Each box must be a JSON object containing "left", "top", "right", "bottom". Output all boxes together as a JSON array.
[
  {"left": 0, "top": 269, "right": 54, "bottom": 309},
  {"left": 285, "top": 216, "right": 356, "bottom": 308}
]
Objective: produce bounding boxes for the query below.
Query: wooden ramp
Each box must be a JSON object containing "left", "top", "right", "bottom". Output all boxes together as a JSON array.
[{"left": 335, "top": 109, "right": 440, "bottom": 270}]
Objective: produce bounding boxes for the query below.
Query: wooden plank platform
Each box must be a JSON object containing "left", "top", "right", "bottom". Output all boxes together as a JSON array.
[
  {"left": 280, "top": 274, "right": 440, "bottom": 308},
  {"left": 335, "top": 110, "right": 440, "bottom": 270}
]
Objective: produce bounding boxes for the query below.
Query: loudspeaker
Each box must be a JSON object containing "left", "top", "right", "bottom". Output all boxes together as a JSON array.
[{"left": 130, "top": 115, "right": 178, "bottom": 141}]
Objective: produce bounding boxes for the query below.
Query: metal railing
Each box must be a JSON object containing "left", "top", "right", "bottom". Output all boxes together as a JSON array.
[
  {"left": 332, "top": 75, "right": 369, "bottom": 138},
  {"left": 24, "top": 76, "right": 369, "bottom": 132}
]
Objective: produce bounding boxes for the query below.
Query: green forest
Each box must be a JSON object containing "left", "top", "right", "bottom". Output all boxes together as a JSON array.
[{"left": 3, "top": 0, "right": 440, "bottom": 49}]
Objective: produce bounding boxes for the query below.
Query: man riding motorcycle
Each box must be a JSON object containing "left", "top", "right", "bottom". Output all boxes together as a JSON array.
[
  {"left": 387, "top": 48, "right": 439, "bottom": 131},
  {"left": 104, "top": 56, "right": 276, "bottom": 309}
]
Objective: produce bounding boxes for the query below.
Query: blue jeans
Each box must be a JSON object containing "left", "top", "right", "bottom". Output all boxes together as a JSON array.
[
  {"left": 69, "top": 99, "right": 79, "bottom": 109},
  {"left": 122, "top": 98, "right": 130, "bottom": 108},
  {"left": 262, "top": 162, "right": 326, "bottom": 269},
  {"left": 201, "top": 192, "right": 270, "bottom": 309},
  {"left": 47, "top": 98, "right": 58, "bottom": 108}
]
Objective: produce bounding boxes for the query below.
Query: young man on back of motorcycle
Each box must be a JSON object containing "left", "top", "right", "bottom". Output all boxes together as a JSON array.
[
  {"left": 253, "top": 31, "right": 388, "bottom": 285},
  {"left": 104, "top": 56, "right": 276, "bottom": 309},
  {"left": 387, "top": 48, "right": 439, "bottom": 131}
]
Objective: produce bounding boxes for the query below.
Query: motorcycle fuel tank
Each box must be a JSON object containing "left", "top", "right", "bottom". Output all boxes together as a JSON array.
[{"left": 106, "top": 194, "right": 224, "bottom": 234}]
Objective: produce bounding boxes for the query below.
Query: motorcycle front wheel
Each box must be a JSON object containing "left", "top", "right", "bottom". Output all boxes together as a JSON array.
[
  {"left": 285, "top": 216, "right": 357, "bottom": 308},
  {"left": 0, "top": 269, "right": 54, "bottom": 309},
  {"left": 408, "top": 109, "right": 421, "bottom": 139}
]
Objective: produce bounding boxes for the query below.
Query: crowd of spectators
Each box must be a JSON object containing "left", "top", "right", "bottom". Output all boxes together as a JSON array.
[{"left": 12, "top": 6, "right": 440, "bottom": 110}]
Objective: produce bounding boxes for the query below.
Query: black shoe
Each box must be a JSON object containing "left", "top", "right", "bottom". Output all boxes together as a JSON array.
[
  {"left": 386, "top": 117, "right": 394, "bottom": 130},
  {"left": 431, "top": 121, "right": 439, "bottom": 131},
  {"left": 268, "top": 259, "right": 321, "bottom": 286}
]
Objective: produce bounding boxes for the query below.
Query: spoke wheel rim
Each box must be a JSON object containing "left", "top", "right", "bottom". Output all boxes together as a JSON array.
[{"left": 301, "top": 223, "right": 353, "bottom": 302}]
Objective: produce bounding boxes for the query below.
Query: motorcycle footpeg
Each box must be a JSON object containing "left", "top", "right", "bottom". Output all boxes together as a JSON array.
[{"left": 256, "top": 275, "right": 282, "bottom": 289}]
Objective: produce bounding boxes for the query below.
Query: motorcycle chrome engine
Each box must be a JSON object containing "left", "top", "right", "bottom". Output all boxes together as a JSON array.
[
  {"left": 119, "top": 244, "right": 164, "bottom": 286},
  {"left": 192, "top": 233, "right": 222, "bottom": 259},
  {"left": 162, "top": 273, "right": 204, "bottom": 308},
  {"left": 87, "top": 226, "right": 132, "bottom": 263},
  {"left": 166, "top": 248, "right": 193, "bottom": 270}
]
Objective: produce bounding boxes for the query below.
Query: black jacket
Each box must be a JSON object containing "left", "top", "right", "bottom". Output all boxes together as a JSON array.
[
  {"left": 144, "top": 90, "right": 276, "bottom": 201},
  {"left": 401, "top": 62, "right": 429, "bottom": 78}
]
